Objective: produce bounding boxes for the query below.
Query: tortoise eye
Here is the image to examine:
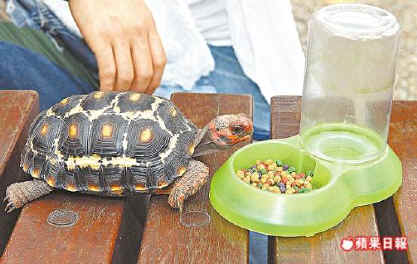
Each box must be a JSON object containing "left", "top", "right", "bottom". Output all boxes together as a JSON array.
[{"left": 231, "top": 125, "right": 243, "bottom": 134}]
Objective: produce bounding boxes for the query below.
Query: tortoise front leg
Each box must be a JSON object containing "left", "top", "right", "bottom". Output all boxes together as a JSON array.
[
  {"left": 168, "top": 160, "right": 209, "bottom": 211},
  {"left": 4, "top": 180, "right": 53, "bottom": 212}
]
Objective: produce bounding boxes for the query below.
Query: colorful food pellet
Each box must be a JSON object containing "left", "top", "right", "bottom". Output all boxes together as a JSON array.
[{"left": 236, "top": 160, "right": 314, "bottom": 194}]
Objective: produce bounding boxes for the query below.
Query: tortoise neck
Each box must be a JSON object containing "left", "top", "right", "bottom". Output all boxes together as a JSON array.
[{"left": 192, "top": 125, "right": 223, "bottom": 157}]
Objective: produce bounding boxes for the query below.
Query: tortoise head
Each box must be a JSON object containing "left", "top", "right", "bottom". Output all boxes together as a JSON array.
[{"left": 208, "top": 113, "right": 253, "bottom": 146}]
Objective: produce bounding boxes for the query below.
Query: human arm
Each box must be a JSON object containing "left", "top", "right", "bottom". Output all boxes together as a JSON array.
[{"left": 69, "top": 0, "right": 166, "bottom": 93}]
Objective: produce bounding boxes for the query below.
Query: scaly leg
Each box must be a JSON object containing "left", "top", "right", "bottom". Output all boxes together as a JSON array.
[
  {"left": 4, "top": 180, "right": 53, "bottom": 213},
  {"left": 168, "top": 160, "right": 209, "bottom": 211}
]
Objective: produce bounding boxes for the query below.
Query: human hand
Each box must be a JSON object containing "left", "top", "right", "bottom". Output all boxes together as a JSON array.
[{"left": 69, "top": 0, "right": 166, "bottom": 93}]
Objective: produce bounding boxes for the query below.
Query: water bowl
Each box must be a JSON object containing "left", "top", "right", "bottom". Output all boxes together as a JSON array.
[{"left": 209, "top": 136, "right": 402, "bottom": 236}]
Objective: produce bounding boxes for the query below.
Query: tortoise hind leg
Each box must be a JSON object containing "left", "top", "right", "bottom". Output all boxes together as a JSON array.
[
  {"left": 4, "top": 180, "right": 53, "bottom": 213},
  {"left": 168, "top": 160, "right": 209, "bottom": 211}
]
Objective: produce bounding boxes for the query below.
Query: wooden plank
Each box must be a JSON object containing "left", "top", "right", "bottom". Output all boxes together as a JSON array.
[
  {"left": 0, "top": 90, "right": 39, "bottom": 254},
  {"left": 0, "top": 93, "right": 148, "bottom": 264},
  {"left": 137, "top": 93, "right": 252, "bottom": 264},
  {"left": 270, "top": 96, "right": 384, "bottom": 264},
  {"left": 1, "top": 193, "right": 123, "bottom": 263},
  {"left": 1, "top": 191, "right": 149, "bottom": 263},
  {"left": 388, "top": 101, "right": 417, "bottom": 264}
]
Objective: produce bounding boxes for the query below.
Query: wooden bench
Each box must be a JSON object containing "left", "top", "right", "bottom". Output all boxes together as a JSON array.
[
  {"left": 0, "top": 91, "right": 39, "bottom": 254},
  {"left": 388, "top": 101, "right": 417, "bottom": 264},
  {"left": 1, "top": 91, "right": 415, "bottom": 263},
  {"left": 137, "top": 93, "right": 252, "bottom": 263},
  {"left": 0, "top": 92, "right": 252, "bottom": 263}
]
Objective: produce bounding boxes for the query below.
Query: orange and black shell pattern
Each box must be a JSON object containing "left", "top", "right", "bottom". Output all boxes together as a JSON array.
[{"left": 21, "top": 92, "right": 199, "bottom": 196}]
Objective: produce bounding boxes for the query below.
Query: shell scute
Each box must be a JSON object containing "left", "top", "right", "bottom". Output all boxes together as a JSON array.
[
  {"left": 62, "top": 168, "right": 79, "bottom": 192},
  {"left": 28, "top": 110, "right": 47, "bottom": 136},
  {"left": 126, "top": 166, "right": 148, "bottom": 192},
  {"left": 101, "top": 166, "right": 125, "bottom": 192},
  {"left": 23, "top": 92, "right": 199, "bottom": 194},
  {"left": 31, "top": 153, "right": 48, "bottom": 180},
  {"left": 115, "top": 92, "right": 155, "bottom": 113},
  {"left": 81, "top": 92, "right": 117, "bottom": 111},
  {"left": 31, "top": 115, "right": 63, "bottom": 156},
  {"left": 90, "top": 114, "right": 128, "bottom": 157},
  {"left": 156, "top": 101, "right": 193, "bottom": 134},
  {"left": 59, "top": 113, "right": 90, "bottom": 157},
  {"left": 43, "top": 159, "right": 65, "bottom": 188},
  {"left": 126, "top": 119, "right": 171, "bottom": 158},
  {"left": 51, "top": 95, "right": 84, "bottom": 117}
]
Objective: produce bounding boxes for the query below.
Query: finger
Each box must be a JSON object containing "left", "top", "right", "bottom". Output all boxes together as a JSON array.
[
  {"left": 130, "top": 35, "right": 153, "bottom": 93},
  {"left": 147, "top": 29, "right": 166, "bottom": 94},
  {"left": 112, "top": 40, "right": 134, "bottom": 91},
  {"left": 93, "top": 42, "right": 116, "bottom": 91}
]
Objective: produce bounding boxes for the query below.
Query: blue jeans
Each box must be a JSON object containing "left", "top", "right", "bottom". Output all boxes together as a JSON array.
[{"left": 1, "top": 0, "right": 270, "bottom": 140}]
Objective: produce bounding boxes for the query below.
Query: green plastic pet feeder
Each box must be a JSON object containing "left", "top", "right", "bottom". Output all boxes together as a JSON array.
[{"left": 209, "top": 4, "right": 403, "bottom": 236}]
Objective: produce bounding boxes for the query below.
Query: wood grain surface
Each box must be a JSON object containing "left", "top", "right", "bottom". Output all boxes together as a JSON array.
[
  {"left": 1, "top": 193, "right": 124, "bottom": 263},
  {"left": 0, "top": 92, "right": 148, "bottom": 264},
  {"left": 137, "top": 93, "right": 253, "bottom": 264},
  {"left": 1, "top": 173, "right": 149, "bottom": 264},
  {"left": 388, "top": 101, "right": 417, "bottom": 264},
  {"left": 0, "top": 91, "right": 39, "bottom": 254},
  {"left": 270, "top": 96, "right": 384, "bottom": 264}
]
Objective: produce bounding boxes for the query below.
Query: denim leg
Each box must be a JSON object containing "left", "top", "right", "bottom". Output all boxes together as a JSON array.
[
  {"left": 155, "top": 45, "right": 270, "bottom": 140},
  {"left": 0, "top": 1, "right": 98, "bottom": 111},
  {"left": 208, "top": 46, "right": 271, "bottom": 140},
  {"left": 6, "top": 0, "right": 99, "bottom": 87},
  {"left": 154, "top": 77, "right": 217, "bottom": 99},
  {"left": 0, "top": 41, "right": 95, "bottom": 110}
]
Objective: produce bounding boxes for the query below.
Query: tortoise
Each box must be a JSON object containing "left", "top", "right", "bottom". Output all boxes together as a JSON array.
[{"left": 4, "top": 91, "right": 252, "bottom": 212}]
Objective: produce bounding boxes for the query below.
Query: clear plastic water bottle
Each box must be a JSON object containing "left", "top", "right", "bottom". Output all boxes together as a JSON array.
[{"left": 300, "top": 4, "right": 400, "bottom": 164}]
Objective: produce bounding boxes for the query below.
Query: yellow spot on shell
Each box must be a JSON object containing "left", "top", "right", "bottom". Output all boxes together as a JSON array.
[
  {"left": 188, "top": 144, "right": 195, "bottom": 155},
  {"left": 129, "top": 93, "right": 141, "bottom": 101},
  {"left": 22, "top": 162, "right": 29, "bottom": 172},
  {"left": 170, "top": 107, "right": 177, "bottom": 117},
  {"left": 111, "top": 186, "right": 122, "bottom": 192},
  {"left": 135, "top": 184, "right": 146, "bottom": 191},
  {"left": 177, "top": 167, "right": 187, "bottom": 176},
  {"left": 101, "top": 123, "right": 113, "bottom": 138},
  {"left": 60, "top": 97, "right": 69, "bottom": 105},
  {"left": 66, "top": 184, "right": 77, "bottom": 192},
  {"left": 93, "top": 91, "right": 104, "bottom": 99},
  {"left": 90, "top": 163, "right": 101, "bottom": 170},
  {"left": 69, "top": 123, "right": 78, "bottom": 139},
  {"left": 40, "top": 124, "right": 49, "bottom": 136},
  {"left": 32, "top": 168, "right": 40, "bottom": 178},
  {"left": 139, "top": 128, "right": 153, "bottom": 143},
  {"left": 88, "top": 185, "right": 100, "bottom": 192},
  {"left": 46, "top": 177, "right": 56, "bottom": 187}
]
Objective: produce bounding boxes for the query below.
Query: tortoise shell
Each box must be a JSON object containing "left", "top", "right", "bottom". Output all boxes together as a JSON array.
[{"left": 21, "top": 91, "right": 198, "bottom": 195}]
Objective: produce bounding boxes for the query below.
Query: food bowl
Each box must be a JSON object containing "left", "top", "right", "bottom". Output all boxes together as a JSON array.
[{"left": 209, "top": 136, "right": 402, "bottom": 236}]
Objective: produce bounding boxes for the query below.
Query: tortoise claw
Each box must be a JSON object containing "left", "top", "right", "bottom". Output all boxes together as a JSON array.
[
  {"left": 5, "top": 201, "right": 15, "bottom": 213},
  {"left": 4, "top": 193, "right": 16, "bottom": 213}
]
